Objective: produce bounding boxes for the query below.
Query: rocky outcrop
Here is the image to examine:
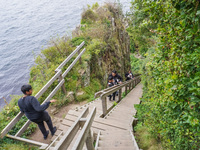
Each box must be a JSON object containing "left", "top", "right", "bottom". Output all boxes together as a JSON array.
[{"left": 74, "top": 3, "right": 131, "bottom": 86}]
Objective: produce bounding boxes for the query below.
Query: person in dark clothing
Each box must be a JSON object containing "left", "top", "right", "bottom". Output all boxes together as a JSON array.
[
  {"left": 107, "top": 76, "right": 116, "bottom": 101},
  {"left": 18, "top": 84, "right": 57, "bottom": 140},
  {"left": 108, "top": 70, "right": 123, "bottom": 85},
  {"left": 125, "top": 70, "right": 134, "bottom": 81}
]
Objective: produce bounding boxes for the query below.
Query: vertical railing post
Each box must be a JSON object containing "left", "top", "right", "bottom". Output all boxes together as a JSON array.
[
  {"left": 131, "top": 81, "right": 133, "bottom": 89},
  {"left": 118, "top": 88, "right": 122, "bottom": 102},
  {"left": 59, "top": 73, "right": 67, "bottom": 95},
  {"left": 101, "top": 96, "right": 107, "bottom": 117},
  {"left": 134, "top": 79, "right": 136, "bottom": 87},
  {"left": 125, "top": 85, "right": 127, "bottom": 95},
  {"left": 86, "top": 129, "right": 95, "bottom": 150}
]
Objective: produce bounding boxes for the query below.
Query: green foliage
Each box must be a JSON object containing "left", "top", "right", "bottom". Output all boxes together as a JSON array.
[
  {"left": 134, "top": 122, "right": 163, "bottom": 150},
  {"left": 87, "top": 39, "right": 107, "bottom": 55},
  {"left": 76, "top": 94, "right": 90, "bottom": 102},
  {"left": 127, "top": 2, "right": 157, "bottom": 55},
  {"left": 130, "top": 54, "right": 142, "bottom": 74},
  {"left": 91, "top": 2, "right": 99, "bottom": 10},
  {"left": 83, "top": 78, "right": 103, "bottom": 102},
  {"left": 131, "top": 0, "right": 200, "bottom": 149},
  {"left": 113, "top": 101, "right": 117, "bottom": 106},
  {"left": 81, "top": 8, "right": 98, "bottom": 25},
  {"left": 0, "top": 142, "right": 38, "bottom": 150},
  {"left": 71, "top": 37, "right": 89, "bottom": 46}
]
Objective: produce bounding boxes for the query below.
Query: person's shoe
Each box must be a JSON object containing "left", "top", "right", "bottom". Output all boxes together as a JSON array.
[
  {"left": 51, "top": 126, "right": 57, "bottom": 136},
  {"left": 44, "top": 131, "right": 49, "bottom": 140}
]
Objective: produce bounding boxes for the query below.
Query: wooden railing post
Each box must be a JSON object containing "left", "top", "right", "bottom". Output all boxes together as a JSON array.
[
  {"left": 58, "top": 72, "right": 67, "bottom": 95},
  {"left": 125, "top": 85, "right": 127, "bottom": 95},
  {"left": 101, "top": 96, "right": 107, "bottom": 117},
  {"left": 131, "top": 81, "right": 133, "bottom": 90},
  {"left": 132, "top": 81, "right": 134, "bottom": 89},
  {"left": 86, "top": 129, "right": 95, "bottom": 150},
  {"left": 118, "top": 88, "right": 122, "bottom": 102}
]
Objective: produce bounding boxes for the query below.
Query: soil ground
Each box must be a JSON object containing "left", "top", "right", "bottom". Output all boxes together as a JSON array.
[{"left": 28, "top": 101, "right": 87, "bottom": 144}]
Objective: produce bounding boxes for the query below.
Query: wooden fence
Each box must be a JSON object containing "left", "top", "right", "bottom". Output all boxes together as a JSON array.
[
  {"left": 46, "top": 107, "right": 96, "bottom": 150},
  {"left": 0, "top": 41, "right": 86, "bottom": 147},
  {"left": 95, "top": 76, "right": 141, "bottom": 117}
]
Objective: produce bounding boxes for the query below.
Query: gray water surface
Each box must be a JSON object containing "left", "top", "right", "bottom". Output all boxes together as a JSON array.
[{"left": 0, "top": 0, "right": 131, "bottom": 110}]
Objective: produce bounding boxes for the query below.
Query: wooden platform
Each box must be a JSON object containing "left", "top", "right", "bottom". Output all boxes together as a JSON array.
[{"left": 50, "top": 83, "right": 142, "bottom": 150}]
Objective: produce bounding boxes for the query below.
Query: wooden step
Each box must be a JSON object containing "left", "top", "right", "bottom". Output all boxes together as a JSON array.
[
  {"left": 97, "top": 147, "right": 135, "bottom": 150},
  {"left": 100, "top": 135, "right": 131, "bottom": 140},
  {"left": 98, "top": 140, "right": 134, "bottom": 147}
]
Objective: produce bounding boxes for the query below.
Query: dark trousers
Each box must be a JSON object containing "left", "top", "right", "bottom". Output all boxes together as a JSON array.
[
  {"left": 31, "top": 111, "right": 54, "bottom": 137},
  {"left": 109, "top": 92, "right": 116, "bottom": 100}
]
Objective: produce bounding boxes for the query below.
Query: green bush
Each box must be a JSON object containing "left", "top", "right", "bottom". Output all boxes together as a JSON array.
[{"left": 130, "top": 0, "right": 200, "bottom": 149}]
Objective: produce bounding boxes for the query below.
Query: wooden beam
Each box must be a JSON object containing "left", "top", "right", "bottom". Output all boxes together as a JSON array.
[
  {"left": 15, "top": 120, "right": 31, "bottom": 137},
  {"left": 6, "top": 134, "right": 48, "bottom": 149},
  {"left": 71, "top": 107, "right": 96, "bottom": 150},
  {"left": 55, "top": 41, "right": 85, "bottom": 71},
  {"left": 0, "top": 112, "right": 24, "bottom": 138},
  {"left": 129, "top": 130, "right": 140, "bottom": 150},
  {"left": 101, "top": 97, "right": 107, "bottom": 117},
  {"left": 62, "top": 48, "right": 86, "bottom": 78},
  {"left": 95, "top": 131, "right": 101, "bottom": 150},
  {"left": 118, "top": 88, "right": 122, "bottom": 103},
  {"left": 86, "top": 129, "right": 95, "bottom": 150},
  {"left": 46, "top": 131, "right": 63, "bottom": 150},
  {"left": 35, "top": 69, "right": 62, "bottom": 99},
  {"left": 54, "top": 107, "right": 89, "bottom": 150}
]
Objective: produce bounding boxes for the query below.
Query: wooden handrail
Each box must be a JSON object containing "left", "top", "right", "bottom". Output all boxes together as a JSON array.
[
  {"left": 55, "top": 41, "right": 85, "bottom": 71},
  {"left": 52, "top": 107, "right": 89, "bottom": 150},
  {"left": 62, "top": 48, "right": 86, "bottom": 78},
  {"left": 6, "top": 134, "right": 48, "bottom": 149},
  {"left": 0, "top": 42, "right": 86, "bottom": 139},
  {"left": 52, "top": 107, "right": 96, "bottom": 150},
  {"left": 100, "top": 76, "right": 141, "bottom": 117},
  {"left": 100, "top": 77, "right": 140, "bottom": 98},
  {"left": 72, "top": 107, "right": 96, "bottom": 150}
]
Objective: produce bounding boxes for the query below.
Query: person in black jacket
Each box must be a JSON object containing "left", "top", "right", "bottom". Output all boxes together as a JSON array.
[
  {"left": 107, "top": 76, "right": 116, "bottom": 101},
  {"left": 108, "top": 70, "right": 123, "bottom": 85},
  {"left": 125, "top": 70, "right": 134, "bottom": 81},
  {"left": 18, "top": 84, "right": 57, "bottom": 139}
]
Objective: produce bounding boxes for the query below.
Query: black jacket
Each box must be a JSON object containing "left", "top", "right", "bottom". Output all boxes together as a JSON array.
[
  {"left": 18, "top": 96, "right": 50, "bottom": 121},
  {"left": 108, "top": 82, "right": 114, "bottom": 87},
  {"left": 108, "top": 73, "right": 122, "bottom": 84},
  {"left": 125, "top": 72, "right": 134, "bottom": 81}
]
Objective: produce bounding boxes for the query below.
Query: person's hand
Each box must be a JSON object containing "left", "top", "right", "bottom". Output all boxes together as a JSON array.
[
  {"left": 50, "top": 99, "right": 57, "bottom": 103},
  {"left": 119, "top": 81, "right": 123, "bottom": 84}
]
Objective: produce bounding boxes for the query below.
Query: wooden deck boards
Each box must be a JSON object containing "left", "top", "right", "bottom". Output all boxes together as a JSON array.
[{"left": 49, "top": 83, "right": 142, "bottom": 150}]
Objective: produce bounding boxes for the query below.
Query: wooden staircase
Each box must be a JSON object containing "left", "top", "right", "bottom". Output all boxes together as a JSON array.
[
  {"left": 50, "top": 83, "right": 142, "bottom": 150},
  {"left": 97, "top": 130, "right": 136, "bottom": 150}
]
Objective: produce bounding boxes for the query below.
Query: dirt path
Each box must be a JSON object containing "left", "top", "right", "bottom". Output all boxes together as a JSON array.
[{"left": 28, "top": 101, "right": 87, "bottom": 144}]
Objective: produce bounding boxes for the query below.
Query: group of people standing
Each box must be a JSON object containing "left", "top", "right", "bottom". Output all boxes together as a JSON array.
[{"left": 107, "top": 70, "right": 134, "bottom": 101}]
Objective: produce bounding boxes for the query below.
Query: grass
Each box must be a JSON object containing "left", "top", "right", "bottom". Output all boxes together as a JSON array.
[{"left": 134, "top": 123, "right": 163, "bottom": 150}]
